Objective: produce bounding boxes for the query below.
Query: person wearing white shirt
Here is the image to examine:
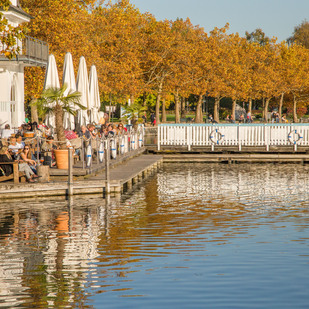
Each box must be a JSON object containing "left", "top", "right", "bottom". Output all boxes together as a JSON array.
[
  {"left": 15, "top": 134, "right": 25, "bottom": 149},
  {"left": 1, "top": 124, "right": 14, "bottom": 139},
  {"left": 8, "top": 137, "right": 20, "bottom": 158}
]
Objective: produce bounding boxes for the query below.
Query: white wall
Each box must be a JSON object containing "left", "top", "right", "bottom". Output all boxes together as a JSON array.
[{"left": 0, "top": 65, "right": 25, "bottom": 128}]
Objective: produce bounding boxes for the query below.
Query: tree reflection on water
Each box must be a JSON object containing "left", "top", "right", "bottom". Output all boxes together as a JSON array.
[{"left": 0, "top": 163, "right": 308, "bottom": 308}]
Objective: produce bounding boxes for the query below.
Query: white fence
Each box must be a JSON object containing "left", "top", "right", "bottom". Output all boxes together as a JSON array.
[{"left": 158, "top": 124, "right": 309, "bottom": 151}]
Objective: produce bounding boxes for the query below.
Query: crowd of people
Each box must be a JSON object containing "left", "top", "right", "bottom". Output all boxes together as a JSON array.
[{"left": 0, "top": 120, "right": 130, "bottom": 183}]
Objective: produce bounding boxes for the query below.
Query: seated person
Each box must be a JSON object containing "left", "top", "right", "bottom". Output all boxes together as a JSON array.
[
  {"left": 106, "top": 124, "right": 115, "bottom": 137},
  {"left": 19, "top": 146, "right": 37, "bottom": 174},
  {"left": 78, "top": 125, "right": 91, "bottom": 140},
  {"left": 8, "top": 137, "right": 21, "bottom": 158},
  {"left": 117, "top": 123, "right": 127, "bottom": 134},
  {"left": 0, "top": 146, "right": 39, "bottom": 182},
  {"left": 87, "top": 124, "right": 97, "bottom": 138},
  {"left": 1, "top": 124, "right": 14, "bottom": 139},
  {"left": 41, "top": 136, "right": 58, "bottom": 152},
  {"left": 41, "top": 136, "right": 58, "bottom": 167},
  {"left": 15, "top": 133, "right": 25, "bottom": 149},
  {"left": 99, "top": 124, "right": 107, "bottom": 138}
]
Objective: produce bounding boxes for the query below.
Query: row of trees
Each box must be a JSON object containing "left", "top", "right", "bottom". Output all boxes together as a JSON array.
[{"left": 15, "top": 0, "right": 309, "bottom": 123}]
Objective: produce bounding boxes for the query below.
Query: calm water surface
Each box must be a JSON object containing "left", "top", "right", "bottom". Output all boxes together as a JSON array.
[{"left": 0, "top": 163, "right": 309, "bottom": 308}]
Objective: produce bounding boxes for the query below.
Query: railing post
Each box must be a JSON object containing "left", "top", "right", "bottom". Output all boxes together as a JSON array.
[
  {"left": 265, "top": 124, "right": 269, "bottom": 151},
  {"left": 238, "top": 124, "right": 241, "bottom": 151},
  {"left": 187, "top": 125, "right": 191, "bottom": 151}
]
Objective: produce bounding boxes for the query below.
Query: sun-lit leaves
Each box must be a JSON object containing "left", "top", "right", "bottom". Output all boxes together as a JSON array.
[
  {"left": 10, "top": 0, "right": 309, "bottom": 122},
  {"left": 0, "top": 0, "right": 26, "bottom": 59}
]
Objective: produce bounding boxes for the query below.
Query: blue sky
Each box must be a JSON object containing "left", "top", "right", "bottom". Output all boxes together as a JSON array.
[{"left": 129, "top": 0, "right": 309, "bottom": 42}]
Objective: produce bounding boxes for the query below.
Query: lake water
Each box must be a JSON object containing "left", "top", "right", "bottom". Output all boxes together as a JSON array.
[{"left": 0, "top": 163, "right": 309, "bottom": 308}]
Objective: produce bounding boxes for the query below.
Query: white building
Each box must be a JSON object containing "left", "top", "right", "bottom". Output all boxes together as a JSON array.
[{"left": 0, "top": 0, "right": 48, "bottom": 129}]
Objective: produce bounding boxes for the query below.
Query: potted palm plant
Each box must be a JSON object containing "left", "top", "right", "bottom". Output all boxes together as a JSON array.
[{"left": 35, "top": 84, "right": 85, "bottom": 169}]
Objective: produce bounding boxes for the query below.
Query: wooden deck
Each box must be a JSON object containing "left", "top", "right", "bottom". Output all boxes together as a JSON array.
[
  {"left": 90, "top": 154, "right": 163, "bottom": 185},
  {"left": 0, "top": 154, "right": 163, "bottom": 199}
]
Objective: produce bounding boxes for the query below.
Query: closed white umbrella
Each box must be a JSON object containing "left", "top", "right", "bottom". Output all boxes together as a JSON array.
[
  {"left": 76, "top": 56, "right": 90, "bottom": 127},
  {"left": 89, "top": 65, "right": 100, "bottom": 124},
  {"left": 44, "top": 54, "right": 60, "bottom": 129},
  {"left": 62, "top": 52, "right": 76, "bottom": 130}
]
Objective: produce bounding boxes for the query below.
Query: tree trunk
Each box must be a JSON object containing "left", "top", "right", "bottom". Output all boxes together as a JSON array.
[
  {"left": 155, "top": 83, "right": 163, "bottom": 125},
  {"left": 264, "top": 98, "right": 270, "bottom": 123},
  {"left": 195, "top": 94, "right": 203, "bottom": 123},
  {"left": 30, "top": 98, "right": 39, "bottom": 123},
  {"left": 232, "top": 99, "right": 237, "bottom": 122},
  {"left": 162, "top": 98, "right": 166, "bottom": 123},
  {"left": 155, "top": 93, "right": 161, "bottom": 125},
  {"left": 174, "top": 91, "right": 180, "bottom": 123},
  {"left": 262, "top": 97, "right": 265, "bottom": 121},
  {"left": 278, "top": 93, "right": 284, "bottom": 123},
  {"left": 248, "top": 98, "right": 252, "bottom": 114},
  {"left": 214, "top": 97, "right": 220, "bottom": 123},
  {"left": 55, "top": 104, "right": 66, "bottom": 149},
  {"left": 293, "top": 93, "right": 298, "bottom": 123},
  {"left": 181, "top": 97, "right": 186, "bottom": 118}
]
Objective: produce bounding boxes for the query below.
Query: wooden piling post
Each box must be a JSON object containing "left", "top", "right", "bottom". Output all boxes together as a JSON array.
[
  {"left": 126, "top": 180, "right": 133, "bottom": 190},
  {"left": 36, "top": 135, "right": 40, "bottom": 166},
  {"left": 68, "top": 148, "right": 73, "bottom": 196}
]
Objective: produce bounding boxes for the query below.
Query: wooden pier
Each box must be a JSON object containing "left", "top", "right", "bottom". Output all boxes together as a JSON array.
[
  {"left": 0, "top": 154, "right": 163, "bottom": 199},
  {"left": 162, "top": 153, "right": 309, "bottom": 164}
]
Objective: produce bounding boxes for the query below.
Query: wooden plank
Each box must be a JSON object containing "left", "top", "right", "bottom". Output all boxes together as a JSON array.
[
  {"left": 13, "top": 162, "right": 19, "bottom": 184},
  {"left": 89, "top": 154, "right": 163, "bottom": 184}
]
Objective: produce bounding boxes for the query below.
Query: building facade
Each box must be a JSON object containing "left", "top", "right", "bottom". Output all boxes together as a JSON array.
[{"left": 0, "top": 0, "right": 48, "bottom": 129}]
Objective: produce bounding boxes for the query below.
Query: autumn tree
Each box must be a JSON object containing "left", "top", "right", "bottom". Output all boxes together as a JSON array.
[
  {"left": 140, "top": 18, "right": 179, "bottom": 124},
  {"left": 279, "top": 42, "right": 309, "bottom": 122},
  {"left": 164, "top": 18, "right": 202, "bottom": 123},
  {"left": 223, "top": 34, "right": 252, "bottom": 120},
  {"left": 0, "top": 0, "right": 26, "bottom": 59},
  {"left": 288, "top": 20, "right": 309, "bottom": 49},
  {"left": 257, "top": 41, "right": 281, "bottom": 120},
  {"left": 206, "top": 25, "right": 231, "bottom": 122},
  {"left": 20, "top": 0, "right": 99, "bottom": 101},
  {"left": 245, "top": 28, "right": 270, "bottom": 46},
  {"left": 184, "top": 24, "right": 210, "bottom": 123},
  {"left": 90, "top": 0, "right": 146, "bottom": 101}
]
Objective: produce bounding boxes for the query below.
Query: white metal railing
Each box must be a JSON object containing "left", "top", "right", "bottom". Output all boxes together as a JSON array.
[
  {"left": 158, "top": 124, "right": 309, "bottom": 151},
  {"left": 73, "top": 128, "right": 145, "bottom": 170},
  {"left": 0, "top": 36, "right": 48, "bottom": 66}
]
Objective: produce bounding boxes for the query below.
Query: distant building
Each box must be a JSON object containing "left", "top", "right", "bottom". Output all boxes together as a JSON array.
[{"left": 0, "top": 0, "right": 48, "bottom": 129}]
